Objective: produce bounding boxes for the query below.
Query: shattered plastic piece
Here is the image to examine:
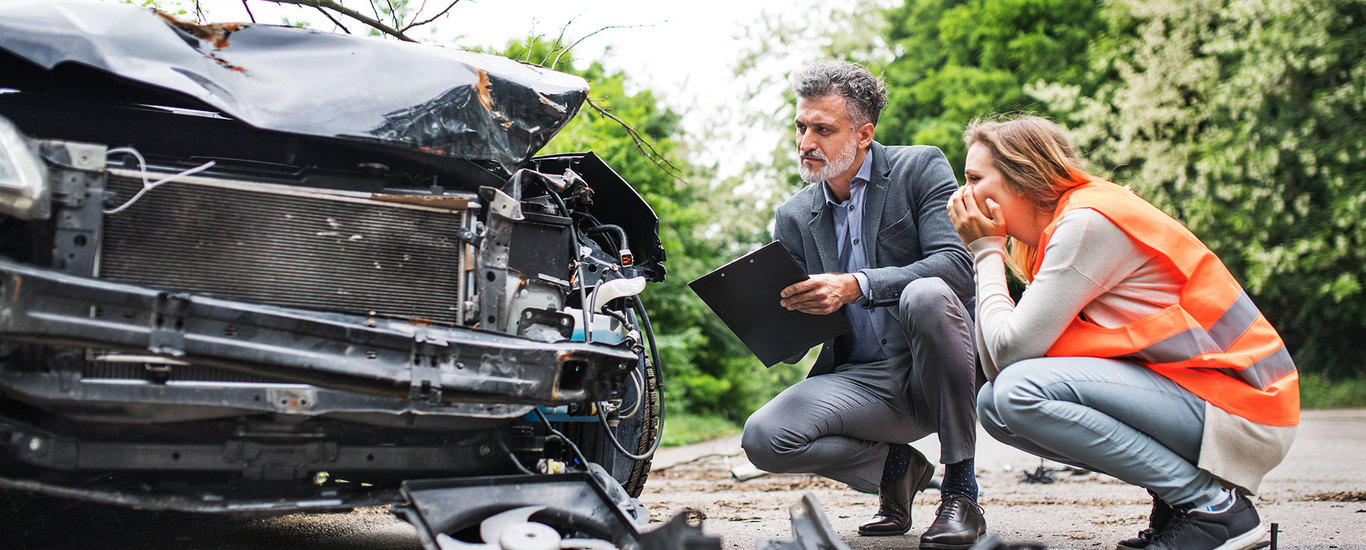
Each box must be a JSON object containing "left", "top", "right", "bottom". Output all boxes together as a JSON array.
[
  {"left": 966, "top": 534, "right": 1047, "bottom": 550},
  {"left": 1022, "top": 460, "right": 1057, "bottom": 485},
  {"left": 755, "top": 493, "right": 851, "bottom": 550},
  {"left": 638, "top": 510, "right": 718, "bottom": 550},
  {"left": 399, "top": 470, "right": 720, "bottom": 550},
  {"left": 728, "top": 459, "right": 768, "bottom": 482}
]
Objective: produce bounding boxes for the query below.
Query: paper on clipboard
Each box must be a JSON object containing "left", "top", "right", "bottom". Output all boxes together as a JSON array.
[{"left": 688, "top": 241, "right": 851, "bottom": 366}]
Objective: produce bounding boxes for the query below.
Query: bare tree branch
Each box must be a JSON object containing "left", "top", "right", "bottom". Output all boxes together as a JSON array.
[
  {"left": 520, "top": 34, "right": 545, "bottom": 63},
  {"left": 312, "top": 4, "right": 350, "bottom": 34},
  {"left": 266, "top": 0, "right": 415, "bottom": 41},
  {"left": 240, "top": 0, "right": 257, "bottom": 23},
  {"left": 507, "top": 18, "right": 679, "bottom": 184},
  {"left": 586, "top": 97, "right": 685, "bottom": 183},
  {"left": 540, "top": 12, "right": 582, "bottom": 67},
  {"left": 552, "top": 22, "right": 658, "bottom": 70},
  {"left": 403, "top": 0, "right": 460, "bottom": 32},
  {"left": 382, "top": 0, "right": 400, "bottom": 29},
  {"left": 367, "top": 0, "right": 382, "bottom": 25}
]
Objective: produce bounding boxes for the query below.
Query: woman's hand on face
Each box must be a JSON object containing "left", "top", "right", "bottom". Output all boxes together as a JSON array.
[{"left": 947, "top": 185, "right": 1006, "bottom": 245}]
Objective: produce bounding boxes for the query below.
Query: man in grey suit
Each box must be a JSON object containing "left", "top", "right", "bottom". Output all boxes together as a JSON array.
[{"left": 740, "top": 60, "right": 985, "bottom": 548}]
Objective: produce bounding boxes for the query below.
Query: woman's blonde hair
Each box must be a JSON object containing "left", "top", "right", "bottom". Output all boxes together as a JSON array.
[{"left": 963, "top": 115, "right": 1093, "bottom": 282}]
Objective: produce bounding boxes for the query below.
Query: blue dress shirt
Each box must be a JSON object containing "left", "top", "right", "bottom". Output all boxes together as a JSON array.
[{"left": 823, "top": 152, "right": 910, "bottom": 363}]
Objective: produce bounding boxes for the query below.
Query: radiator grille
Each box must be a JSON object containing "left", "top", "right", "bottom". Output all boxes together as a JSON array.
[
  {"left": 81, "top": 359, "right": 270, "bottom": 383},
  {"left": 99, "top": 173, "right": 473, "bottom": 324}
]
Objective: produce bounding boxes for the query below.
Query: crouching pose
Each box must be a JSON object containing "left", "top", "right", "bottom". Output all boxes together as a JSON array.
[
  {"left": 742, "top": 61, "right": 985, "bottom": 548},
  {"left": 947, "top": 115, "right": 1298, "bottom": 550}
]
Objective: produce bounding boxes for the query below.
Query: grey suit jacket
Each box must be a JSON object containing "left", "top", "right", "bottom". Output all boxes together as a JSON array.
[{"left": 774, "top": 142, "right": 974, "bottom": 377}]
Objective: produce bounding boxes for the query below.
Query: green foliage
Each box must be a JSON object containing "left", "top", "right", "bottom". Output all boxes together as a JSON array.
[
  {"left": 126, "top": 0, "right": 190, "bottom": 17},
  {"left": 1298, "top": 373, "right": 1366, "bottom": 409},
  {"left": 496, "top": 39, "right": 798, "bottom": 426},
  {"left": 1042, "top": 0, "right": 1366, "bottom": 379},
  {"left": 874, "top": 0, "right": 1109, "bottom": 173},
  {"left": 804, "top": 0, "right": 1364, "bottom": 383},
  {"left": 660, "top": 412, "right": 741, "bottom": 447}
]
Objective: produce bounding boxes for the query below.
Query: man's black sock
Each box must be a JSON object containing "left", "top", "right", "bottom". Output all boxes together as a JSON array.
[
  {"left": 940, "top": 458, "right": 979, "bottom": 502},
  {"left": 880, "top": 443, "right": 912, "bottom": 484}
]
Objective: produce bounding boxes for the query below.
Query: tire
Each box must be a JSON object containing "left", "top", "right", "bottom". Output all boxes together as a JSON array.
[{"left": 558, "top": 345, "right": 659, "bottom": 497}]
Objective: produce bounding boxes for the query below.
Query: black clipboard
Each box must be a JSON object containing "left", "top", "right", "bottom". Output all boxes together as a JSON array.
[{"left": 688, "top": 241, "right": 852, "bottom": 367}]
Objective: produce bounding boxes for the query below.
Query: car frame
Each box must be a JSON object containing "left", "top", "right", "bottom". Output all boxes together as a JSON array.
[{"left": 0, "top": 0, "right": 665, "bottom": 529}]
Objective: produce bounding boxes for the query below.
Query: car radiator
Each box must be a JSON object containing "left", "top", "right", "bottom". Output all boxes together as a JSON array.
[{"left": 98, "top": 171, "right": 475, "bottom": 326}]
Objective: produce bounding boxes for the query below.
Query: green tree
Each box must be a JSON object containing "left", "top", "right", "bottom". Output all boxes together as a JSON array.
[
  {"left": 1038, "top": 0, "right": 1366, "bottom": 379},
  {"left": 498, "top": 40, "right": 791, "bottom": 430},
  {"left": 874, "top": 0, "right": 1109, "bottom": 173}
]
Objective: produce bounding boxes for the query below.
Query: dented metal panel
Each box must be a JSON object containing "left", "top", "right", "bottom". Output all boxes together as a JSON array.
[
  {"left": 0, "top": 1, "right": 589, "bottom": 175},
  {"left": 0, "top": 258, "right": 638, "bottom": 407}
]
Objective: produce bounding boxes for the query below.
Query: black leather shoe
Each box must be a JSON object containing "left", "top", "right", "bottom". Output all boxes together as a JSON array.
[
  {"left": 919, "top": 494, "right": 987, "bottom": 549},
  {"left": 857, "top": 446, "right": 934, "bottom": 536}
]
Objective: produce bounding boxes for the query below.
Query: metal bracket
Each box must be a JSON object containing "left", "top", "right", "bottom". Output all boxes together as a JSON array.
[
  {"left": 454, "top": 225, "right": 482, "bottom": 248},
  {"left": 476, "top": 185, "right": 521, "bottom": 332},
  {"left": 148, "top": 292, "right": 191, "bottom": 357},
  {"left": 266, "top": 387, "right": 318, "bottom": 411},
  {"left": 48, "top": 164, "right": 106, "bottom": 276},
  {"left": 410, "top": 350, "right": 443, "bottom": 404},
  {"left": 516, "top": 307, "right": 574, "bottom": 341}
]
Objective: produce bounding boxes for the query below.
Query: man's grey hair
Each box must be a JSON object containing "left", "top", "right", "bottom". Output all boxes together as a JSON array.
[{"left": 791, "top": 60, "right": 888, "bottom": 128}]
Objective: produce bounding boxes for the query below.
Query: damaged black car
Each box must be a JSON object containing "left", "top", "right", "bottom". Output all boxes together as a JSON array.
[{"left": 0, "top": 2, "right": 674, "bottom": 544}]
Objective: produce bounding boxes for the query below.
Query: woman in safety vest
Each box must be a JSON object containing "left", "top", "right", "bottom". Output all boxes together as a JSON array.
[{"left": 946, "top": 115, "right": 1298, "bottom": 550}]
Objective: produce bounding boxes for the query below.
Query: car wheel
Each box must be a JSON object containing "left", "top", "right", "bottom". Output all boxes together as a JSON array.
[{"left": 558, "top": 337, "right": 659, "bottom": 497}]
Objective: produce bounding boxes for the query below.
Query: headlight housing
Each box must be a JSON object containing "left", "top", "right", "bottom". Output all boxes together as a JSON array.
[{"left": 0, "top": 114, "right": 49, "bottom": 219}]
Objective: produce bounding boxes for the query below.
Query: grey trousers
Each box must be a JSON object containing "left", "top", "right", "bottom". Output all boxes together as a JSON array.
[
  {"left": 741, "top": 277, "right": 978, "bottom": 493},
  {"left": 977, "top": 357, "right": 1223, "bottom": 507}
]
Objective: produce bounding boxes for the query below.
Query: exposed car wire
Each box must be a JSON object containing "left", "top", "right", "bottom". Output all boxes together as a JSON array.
[
  {"left": 592, "top": 297, "right": 663, "bottom": 462},
  {"left": 535, "top": 178, "right": 600, "bottom": 345},
  {"left": 102, "top": 147, "right": 215, "bottom": 215},
  {"left": 531, "top": 173, "right": 663, "bottom": 464},
  {"left": 494, "top": 429, "right": 538, "bottom": 476},
  {"left": 532, "top": 407, "right": 591, "bottom": 469},
  {"left": 617, "top": 368, "right": 644, "bottom": 421}
]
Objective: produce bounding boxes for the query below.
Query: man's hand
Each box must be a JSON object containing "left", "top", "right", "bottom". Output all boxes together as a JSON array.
[{"left": 780, "top": 273, "right": 861, "bottom": 315}]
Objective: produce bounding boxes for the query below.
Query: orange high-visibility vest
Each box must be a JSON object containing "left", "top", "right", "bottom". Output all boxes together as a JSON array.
[{"left": 1033, "top": 180, "right": 1300, "bottom": 426}]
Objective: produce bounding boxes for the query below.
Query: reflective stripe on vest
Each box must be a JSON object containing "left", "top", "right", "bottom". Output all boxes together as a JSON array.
[
  {"left": 1034, "top": 181, "right": 1299, "bottom": 426},
  {"left": 1130, "top": 291, "right": 1297, "bottom": 391}
]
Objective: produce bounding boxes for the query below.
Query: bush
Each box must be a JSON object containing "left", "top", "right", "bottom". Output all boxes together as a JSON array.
[
  {"left": 660, "top": 413, "right": 741, "bottom": 447},
  {"left": 1297, "top": 373, "right": 1366, "bottom": 410}
]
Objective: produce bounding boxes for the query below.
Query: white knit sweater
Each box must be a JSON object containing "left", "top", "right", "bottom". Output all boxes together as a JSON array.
[{"left": 969, "top": 208, "right": 1295, "bottom": 494}]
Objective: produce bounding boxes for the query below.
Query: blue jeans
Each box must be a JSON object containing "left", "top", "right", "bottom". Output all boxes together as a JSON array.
[{"left": 977, "top": 357, "right": 1222, "bottom": 506}]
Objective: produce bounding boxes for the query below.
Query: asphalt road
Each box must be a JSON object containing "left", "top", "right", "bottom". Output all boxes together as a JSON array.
[
  {"left": 5, "top": 410, "right": 1364, "bottom": 549},
  {"left": 642, "top": 409, "right": 1366, "bottom": 550}
]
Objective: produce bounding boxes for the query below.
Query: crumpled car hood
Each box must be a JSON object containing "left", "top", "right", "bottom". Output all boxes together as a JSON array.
[{"left": 0, "top": 1, "right": 589, "bottom": 175}]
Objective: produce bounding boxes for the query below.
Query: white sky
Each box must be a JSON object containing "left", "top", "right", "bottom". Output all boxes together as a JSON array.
[
  {"left": 163, "top": 0, "right": 810, "bottom": 179},
  {"left": 80, "top": 0, "right": 878, "bottom": 189},
  {"left": 189, "top": 1, "right": 778, "bottom": 97}
]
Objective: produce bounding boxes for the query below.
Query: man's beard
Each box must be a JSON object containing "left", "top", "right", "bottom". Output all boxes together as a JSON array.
[{"left": 798, "top": 135, "right": 859, "bottom": 184}]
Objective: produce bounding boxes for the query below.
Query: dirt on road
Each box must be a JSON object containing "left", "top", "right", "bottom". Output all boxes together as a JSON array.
[
  {"left": 638, "top": 409, "right": 1366, "bottom": 550},
  {"left": 4, "top": 410, "right": 1364, "bottom": 549}
]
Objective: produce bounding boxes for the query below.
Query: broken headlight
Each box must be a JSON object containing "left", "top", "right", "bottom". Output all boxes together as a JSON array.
[{"left": 0, "top": 114, "right": 49, "bottom": 219}]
